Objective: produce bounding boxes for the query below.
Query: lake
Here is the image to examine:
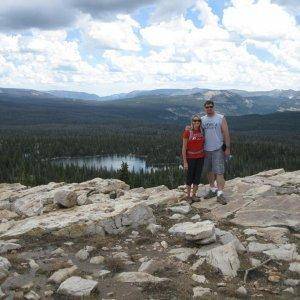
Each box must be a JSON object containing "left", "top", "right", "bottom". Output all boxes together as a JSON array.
[{"left": 51, "top": 155, "right": 160, "bottom": 173}]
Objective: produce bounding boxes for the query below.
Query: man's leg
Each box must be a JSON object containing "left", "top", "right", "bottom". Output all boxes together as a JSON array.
[
  {"left": 212, "top": 149, "right": 227, "bottom": 204},
  {"left": 216, "top": 174, "right": 225, "bottom": 191},
  {"left": 203, "top": 154, "right": 217, "bottom": 199},
  {"left": 207, "top": 172, "right": 216, "bottom": 188}
]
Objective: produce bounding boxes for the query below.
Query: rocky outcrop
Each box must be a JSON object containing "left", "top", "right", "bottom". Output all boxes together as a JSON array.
[{"left": 0, "top": 169, "right": 299, "bottom": 299}]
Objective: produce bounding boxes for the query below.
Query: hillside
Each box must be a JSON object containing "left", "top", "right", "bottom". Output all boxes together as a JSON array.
[
  {"left": 0, "top": 88, "right": 299, "bottom": 123},
  {"left": 0, "top": 169, "right": 299, "bottom": 298}
]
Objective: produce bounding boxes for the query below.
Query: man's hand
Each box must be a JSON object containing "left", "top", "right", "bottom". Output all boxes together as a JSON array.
[{"left": 225, "top": 148, "right": 230, "bottom": 156}]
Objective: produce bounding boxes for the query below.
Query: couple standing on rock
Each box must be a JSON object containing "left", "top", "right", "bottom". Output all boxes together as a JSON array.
[{"left": 182, "top": 100, "right": 231, "bottom": 205}]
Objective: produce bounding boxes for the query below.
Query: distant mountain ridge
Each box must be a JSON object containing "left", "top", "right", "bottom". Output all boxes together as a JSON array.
[{"left": 0, "top": 87, "right": 299, "bottom": 120}]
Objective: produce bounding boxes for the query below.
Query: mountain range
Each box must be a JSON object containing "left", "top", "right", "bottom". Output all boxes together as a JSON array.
[{"left": 0, "top": 87, "right": 299, "bottom": 125}]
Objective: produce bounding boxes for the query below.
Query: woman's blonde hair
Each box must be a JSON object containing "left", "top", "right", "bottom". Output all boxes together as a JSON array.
[{"left": 190, "top": 114, "right": 202, "bottom": 131}]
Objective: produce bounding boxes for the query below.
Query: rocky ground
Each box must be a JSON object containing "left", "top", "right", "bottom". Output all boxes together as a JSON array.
[{"left": 0, "top": 168, "right": 299, "bottom": 299}]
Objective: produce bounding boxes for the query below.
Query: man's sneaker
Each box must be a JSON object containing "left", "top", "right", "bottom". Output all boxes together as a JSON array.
[
  {"left": 203, "top": 189, "right": 217, "bottom": 199},
  {"left": 217, "top": 193, "right": 227, "bottom": 205}
]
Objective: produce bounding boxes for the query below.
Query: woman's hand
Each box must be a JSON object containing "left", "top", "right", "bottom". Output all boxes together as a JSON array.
[{"left": 183, "top": 161, "right": 188, "bottom": 170}]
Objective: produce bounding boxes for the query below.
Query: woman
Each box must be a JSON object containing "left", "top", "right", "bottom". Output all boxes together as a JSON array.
[{"left": 182, "top": 114, "right": 205, "bottom": 202}]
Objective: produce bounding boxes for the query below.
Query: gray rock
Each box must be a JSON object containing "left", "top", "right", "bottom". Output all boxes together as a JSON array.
[
  {"left": 57, "top": 276, "right": 98, "bottom": 297},
  {"left": 138, "top": 259, "right": 163, "bottom": 274},
  {"left": 0, "top": 287, "right": 5, "bottom": 299},
  {"left": 24, "top": 290, "right": 40, "bottom": 300},
  {"left": 28, "top": 259, "right": 39, "bottom": 271},
  {"left": 90, "top": 256, "right": 105, "bottom": 264},
  {"left": 284, "top": 279, "right": 300, "bottom": 286},
  {"left": 168, "top": 247, "right": 197, "bottom": 262},
  {"left": 215, "top": 228, "right": 245, "bottom": 252},
  {"left": 115, "top": 272, "right": 169, "bottom": 283},
  {"left": 263, "top": 243, "right": 298, "bottom": 261},
  {"left": 231, "top": 194, "right": 300, "bottom": 232},
  {"left": 193, "top": 286, "right": 211, "bottom": 298},
  {"left": 236, "top": 286, "right": 247, "bottom": 296},
  {"left": 12, "top": 196, "right": 44, "bottom": 217},
  {"left": 243, "top": 228, "right": 258, "bottom": 235},
  {"left": 205, "top": 242, "right": 240, "bottom": 277},
  {"left": 168, "top": 221, "right": 215, "bottom": 241},
  {"left": 54, "top": 190, "right": 77, "bottom": 208},
  {"left": 169, "top": 214, "right": 184, "bottom": 220},
  {"left": 146, "top": 223, "right": 162, "bottom": 234},
  {"left": 191, "top": 214, "right": 201, "bottom": 220},
  {"left": 247, "top": 242, "right": 277, "bottom": 253},
  {"left": 191, "top": 274, "right": 207, "bottom": 284},
  {"left": 0, "top": 256, "right": 11, "bottom": 271},
  {"left": 288, "top": 262, "right": 300, "bottom": 274},
  {"left": 75, "top": 249, "right": 89, "bottom": 261},
  {"left": 198, "top": 233, "right": 216, "bottom": 245},
  {"left": 51, "top": 247, "right": 65, "bottom": 255},
  {"left": 169, "top": 205, "right": 191, "bottom": 214},
  {"left": 283, "top": 287, "right": 294, "bottom": 294},
  {"left": 250, "top": 258, "right": 261, "bottom": 267},
  {"left": 190, "top": 258, "right": 205, "bottom": 271},
  {"left": 48, "top": 266, "right": 78, "bottom": 284},
  {"left": 0, "top": 241, "right": 22, "bottom": 254},
  {"left": 1, "top": 201, "right": 155, "bottom": 239},
  {"left": 92, "top": 269, "right": 111, "bottom": 278}
]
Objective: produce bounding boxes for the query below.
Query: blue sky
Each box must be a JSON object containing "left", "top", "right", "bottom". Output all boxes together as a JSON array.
[{"left": 0, "top": 0, "right": 299, "bottom": 95}]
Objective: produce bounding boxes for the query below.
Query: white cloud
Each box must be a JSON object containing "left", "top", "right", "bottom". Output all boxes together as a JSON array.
[
  {"left": 223, "top": 0, "right": 299, "bottom": 40},
  {"left": 79, "top": 14, "right": 141, "bottom": 51}
]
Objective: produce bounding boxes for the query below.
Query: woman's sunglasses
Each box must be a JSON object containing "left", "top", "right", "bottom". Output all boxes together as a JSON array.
[{"left": 192, "top": 120, "right": 201, "bottom": 122}]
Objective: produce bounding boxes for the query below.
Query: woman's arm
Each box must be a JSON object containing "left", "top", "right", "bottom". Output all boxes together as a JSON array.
[{"left": 182, "top": 138, "right": 188, "bottom": 170}]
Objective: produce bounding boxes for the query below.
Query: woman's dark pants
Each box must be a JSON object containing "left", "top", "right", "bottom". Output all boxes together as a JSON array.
[{"left": 186, "top": 158, "right": 204, "bottom": 186}]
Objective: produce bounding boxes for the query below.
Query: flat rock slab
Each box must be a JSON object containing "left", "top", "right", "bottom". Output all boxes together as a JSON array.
[
  {"left": 115, "top": 272, "right": 169, "bottom": 283},
  {"left": 0, "top": 241, "right": 22, "bottom": 254},
  {"left": 247, "top": 242, "right": 278, "bottom": 253},
  {"left": 205, "top": 242, "right": 240, "bottom": 277},
  {"left": 231, "top": 194, "right": 300, "bottom": 231},
  {"left": 48, "top": 266, "right": 78, "bottom": 284},
  {"left": 57, "top": 276, "right": 98, "bottom": 297},
  {"left": 0, "top": 201, "right": 155, "bottom": 239},
  {"left": 168, "top": 247, "right": 198, "bottom": 262},
  {"left": 210, "top": 198, "right": 254, "bottom": 221},
  {"left": 263, "top": 244, "right": 299, "bottom": 261},
  {"left": 168, "top": 221, "right": 215, "bottom": 241}
]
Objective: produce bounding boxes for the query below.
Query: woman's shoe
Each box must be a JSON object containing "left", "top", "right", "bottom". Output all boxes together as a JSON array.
[{"left": 191, "top": 195, "right": 201, "bottom": 203}]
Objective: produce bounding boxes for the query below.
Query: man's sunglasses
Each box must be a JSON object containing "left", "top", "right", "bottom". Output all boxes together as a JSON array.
[
  {"left": 205, "top": 105, "right": 214, "bottom": 109},
  {"left": 192, "top": 120, "right": 201, "bottom": 122}
]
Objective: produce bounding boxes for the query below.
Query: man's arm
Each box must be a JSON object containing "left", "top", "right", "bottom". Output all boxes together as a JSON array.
[{"left": 221, "top": 117, "right": 230, "bottom": 155}]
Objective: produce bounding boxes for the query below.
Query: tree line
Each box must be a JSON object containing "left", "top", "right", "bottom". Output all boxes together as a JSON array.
[{"left": 0, "top": 122, "right": 299, "bottom": 189}]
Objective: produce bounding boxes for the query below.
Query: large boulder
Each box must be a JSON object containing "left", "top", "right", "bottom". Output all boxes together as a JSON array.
[
  {"left": 0, "top": 202, "right": 155, "bottom": 239},
  {"left": 205, "top": 242, "right": 240, "bottom": 277},
  {"left": 57, "top": 276, "right": 98, "bottom": 297},
  {"left": 54, "top": 190, "right": 78, "bottom": 208},
  {"left": 231, "top": 194, "right": 300, "bottom": 231}
]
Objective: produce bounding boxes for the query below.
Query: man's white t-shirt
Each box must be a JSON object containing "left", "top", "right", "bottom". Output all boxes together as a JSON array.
[{"left": 201, "top": 113, "right": 224, "bottom": 151}]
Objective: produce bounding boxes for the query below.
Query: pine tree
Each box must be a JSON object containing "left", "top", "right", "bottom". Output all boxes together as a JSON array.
[{"left": 118, "top": 161, "right": 130, "bottom": 183}]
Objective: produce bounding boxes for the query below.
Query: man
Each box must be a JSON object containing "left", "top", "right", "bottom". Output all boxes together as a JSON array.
[
  {"left": 201, "top": 100, "right": 230, "bottom": 204},
  {"left": 186, "top": 100, "right": 231, "bottom": 204}
]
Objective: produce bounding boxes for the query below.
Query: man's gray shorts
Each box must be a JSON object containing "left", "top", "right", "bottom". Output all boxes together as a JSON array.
[{"left": 203, "top": 148, "right": 225, "bottom": 175}]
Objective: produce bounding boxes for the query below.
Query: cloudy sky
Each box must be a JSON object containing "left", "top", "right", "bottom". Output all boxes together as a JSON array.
[{"left": 0, "top": 0, "right": 299, "bottom": 96}]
